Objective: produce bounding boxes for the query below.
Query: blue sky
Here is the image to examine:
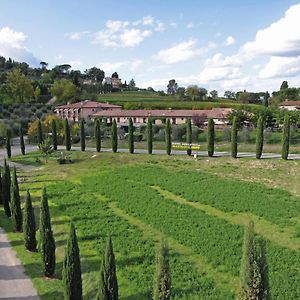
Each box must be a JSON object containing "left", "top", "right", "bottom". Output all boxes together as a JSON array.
[{"left": 1, "top": 0, "right": 300, "bottom": 93}]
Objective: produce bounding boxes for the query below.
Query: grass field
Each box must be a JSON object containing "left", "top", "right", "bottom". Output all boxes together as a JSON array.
[
  {"left": 95, "top": 91, "right": 259, "bottom": 110},
  {"left": 2, "top": 152, "right": 300, "bottom": 299}
]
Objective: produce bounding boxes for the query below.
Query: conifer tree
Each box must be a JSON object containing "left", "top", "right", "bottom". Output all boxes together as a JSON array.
[
  {"left": 37, "top": 119, "right": 43, "bottom": 145},
  {"left": 112, "top": 119, "right": 118, "bottom": 153},
  {"left": 51, "top": 119, "right": 57, "bottom": 151},
  {"left": 39, "top": 188, "right": 56, "bottom": 277},
  {"left": 23, "top": 190, "right": 37, "bottom": 252},
  {"left": 2, "top": 160, "right": 11, "bottom": 217},
  {"left": 0, "top": 168, "right": 2, "bottom": 205},
  {"left": 95, "top": 119, "right": 101, "bottom": 152},
  {"left": 95, "top": 236, "right": 118, "bottom": 300},
  {"left": 11, "top": 167, "right": 22, "bottom": 232},
  {"left": 147, "top": 118, "right": 153, "bottom": 154},
  {"left": 165, "top": 119, "right": 171, "bottom": 155},
  {"left": 153, "top": 239, "right": 171, "bottom": 300},
  {"left": 256, "top": 116, "right": 264, "bottom": 159},
  {"left": 231, "top": 117, "right": 238, "bottom": 158},
  {"left": 186, "top": 118, "right": 192, "bottom": 156},
  {"left": 128, "top": 117, "right": 134, "bottom": 154},
  {"left": 80, "top": 119, "right": 85, "bottom": 152},
  {"left": 6, "top": 128, "right": 11, "bottom": 159},
  {"left": 281, "top": 114, "right": 290, "bottom": 160},
  {"left": 20, "top": 125, "right": 25, "bottom": 155},
  {"left": 64, "top": 119, "right": 71, "bottom": 151},
  {"left": 207, "top": 118, "right": 215, "bottom": 157},
  {"left": 62, "top": 223, "right": 82, "bottom": 300}
]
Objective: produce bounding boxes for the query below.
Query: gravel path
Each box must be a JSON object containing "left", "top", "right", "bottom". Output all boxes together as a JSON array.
[{"left": 0, "top": 228, "right": 40, "bottom": 300}]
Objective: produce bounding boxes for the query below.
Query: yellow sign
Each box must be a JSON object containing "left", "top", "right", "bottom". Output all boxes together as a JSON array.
[{"left": 172, "top": 143, "right": 201, "bottom": 150}]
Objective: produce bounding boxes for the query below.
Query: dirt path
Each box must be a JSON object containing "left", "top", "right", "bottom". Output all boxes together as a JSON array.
[{"left": 0, "top": 228, "right": 40, "bottom": 300}]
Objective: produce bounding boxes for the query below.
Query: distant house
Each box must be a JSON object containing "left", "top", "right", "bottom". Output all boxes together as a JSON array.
[
  {"left": 279, "top": 100, "right": 300, "bottom": 111},
  {"left": 104, "top": 77, "right": 122, "bottom": 89},
  {"left": 54, "top": 100, "right": 121, "bottom": 121},
  {"left": 91, "top": 108, "right": 232, "bottom": 127}
]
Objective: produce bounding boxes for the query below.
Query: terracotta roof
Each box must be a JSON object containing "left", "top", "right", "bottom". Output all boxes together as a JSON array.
[
  {"left": 55, "top": 100, "right": 121, "bottom": 109},
  {"left": 91, "top": 108, "right": 232, "bottom": 119},
  {"left": 280, "top": 100, "right": 300, "bottom": 106}
]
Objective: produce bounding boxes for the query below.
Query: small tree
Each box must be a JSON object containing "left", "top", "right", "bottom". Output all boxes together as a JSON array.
[
  {"left": 2, "top": 160, "right": 11, "bottom": 217},
  {"left": 52, "top": 119, "right": 58, "bottom": 151},
  {"left": 62, "top": 223, "right": 82, "bottom": 300},
  {"left": 37, "top": 119, "right": 43, "bottom": 145},
  {"left": 207, "top": 118, "right": 215, "bottom": 157},
  {"left": 111, "top": 119, "right": 118, "bottom": 153},
  {"left": 23, "top": 190, "right": 37, "bottom": 252},
  {"left": 95, "top": 119, "right": 101, "bottom": 152},
  {"left": 64, "top": 119, "right": 71, "bottom": 151},
  {"left": 231, "top": 117, "right": 238, "bottom": 158},
  {"left": 38, "top": 137, "right": 54, "bottom": 163},
  {"left": 153, "top": 239, "right": 171, "bottom": 300},
  {"left": 0, "top": 168, "right": 2, "bottom": 205},
  {"left": 95, "top": 236, "right": 118, "bottom": 300},
  {"left": 147, "top": 118, "right": 153, "bottom": 154},
  {"left": 128, "top": 117, "right": 134, "bottom": 154},
  {"left": 11, "top": 167, "right": 22, "bottom": 232},
  {"left": 165, "top": 119, "right": 171, "bottom": 155},
  {"left": 39, "top": 188, "right": 56, "bottom": 277},
  {"left": 6, "top": 128, "right": 11, "bottom": 159},
  {"left": 20, "top": 125, "right": 25, "bottom": 155},
  {"left": 186, "top": 118, "right": 192, "bottom": 156},
  {"left": 281, "top": 114, "right": 290, "bottom": 160},
  {"left": 256, "top": 116, "right": 264, "bottom": 159},
  {"left": 80, "top": 119, "right": 85, "bottom": 152}
]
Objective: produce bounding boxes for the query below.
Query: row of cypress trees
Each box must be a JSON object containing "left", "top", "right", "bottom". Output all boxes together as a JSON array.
[{"left": 12, "top": 115, "right": 291, "bottom": 160}]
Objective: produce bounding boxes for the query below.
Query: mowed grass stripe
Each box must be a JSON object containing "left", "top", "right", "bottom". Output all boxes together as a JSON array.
[
  {"left": 152, "top": 186, "right": 300, "bottom": 251},
  {"left": 109, "top": 201, "right": 239, "bottom": 295}
]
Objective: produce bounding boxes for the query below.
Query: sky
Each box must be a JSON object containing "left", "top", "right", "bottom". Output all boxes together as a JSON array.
[{"left": 1, "top": 0, "right": 300, "bottom": 94}]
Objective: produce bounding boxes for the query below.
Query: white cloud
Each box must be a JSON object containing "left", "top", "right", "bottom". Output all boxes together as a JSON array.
[
  {"left": 0, "top": 27, "right": 38, "bottom": 65},
  {"left": 224, "top": 36, "right": 235, "bottom": 46},
  {"left": 259, "top": 56, "right": 300, "bottom": 79},
  {"left": 156, "top": 39, "right": 203, "bottom": 64},
  {"left": 242, "top": 4, "right": 300, "bottom": 57},
  {"left": 93, "top": 20, "right": 152, "bottom": 47},
  {"left": 142, "top": 16, "right": 154, "bottom": 25},
  {"left": 154, "top": 21, "right": 166, "bottom": 32},
  {"left": 170, "top": 22, "right": 178, "bottom": 28},
  {"left": 65, "top": 31, "right": 89, "bottom": 40},
  {"left": 186, "top": 22, "right": 194, "bottom": 29},
  {"left": 130, "top": 59, "right": 143, "bottom": 71},
  {"left": 99, "top": 59, "right": 144, "bottom": 73}
]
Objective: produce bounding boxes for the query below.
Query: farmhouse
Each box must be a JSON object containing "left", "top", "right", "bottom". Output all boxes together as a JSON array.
[
  {"left": 279, "top": 100, "right": 300, "bottom": 111},
  {"left": 54, "top": 100, "right": 121, "bottom": 121},
  {"left": 91, "top": 108, "right": 232, "bottom": 126}
]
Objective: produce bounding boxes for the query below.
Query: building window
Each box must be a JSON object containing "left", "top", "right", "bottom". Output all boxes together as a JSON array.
[
  {"left": 143, "top": 118, "right": 146, "bottom": 123},
  {"left": 117, "top": 117, "right": 120, "bottom": 122},
  {"left": 172, "top": 118, "right": 176, "bottom": 124},
  {"left": 133, "top": 118, "right": 137, "bottom": 123}
]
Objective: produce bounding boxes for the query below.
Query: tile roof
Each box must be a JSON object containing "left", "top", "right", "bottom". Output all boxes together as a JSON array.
[
  {"left": 280, "top": 100, "right": 300, "bottom": 106},
  {"left": 55, "top": 100, "right": 121, "bottom": 109}
]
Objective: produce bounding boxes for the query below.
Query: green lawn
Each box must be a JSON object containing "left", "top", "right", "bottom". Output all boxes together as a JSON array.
[{"left": 2, "top": 152, "right": 300, "bottom": 299}]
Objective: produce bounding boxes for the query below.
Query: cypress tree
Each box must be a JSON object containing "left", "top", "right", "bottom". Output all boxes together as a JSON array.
[
  {"left": 11, "top": 167, "right": 22, "bottom": 232},
  {"left": 153, "top": 239, "right": 171, "bottom": 300},
  {"left": 255, "top": 116, "right": 264, "bottom": 159},
  {"left": 95, "top": 119, "right": 101, "bottom": 152},
  {"left": 2, "top": 160, "right": 11, "bottom": 217},
  {"left": 186, "top": 118, "right": 192, "bottom": 156},
  {"left": 62, "top": 223, "right": 82, "bottom": 300},
  {"left": 207, "top": 118, "right": 215, "bottom": 157},
  {"left": 39, "top": 188, "right": 56, "bottom": 277},
  {"left": 80, "top": 119, "right": 85, "bottom": 152},
  {"left": 281, "top": 114, "right": 290, "bottom": 160},
  {"left": 147, "top": 118, "right": 153, "bottom": 154},
  {"left": 64, "top": 119, "right": 71, "bottom": 151},
  {"left": 23, "top": 190, "right": 37, "bottom": 252},
  {"left": 231, "top": 117, "right": 238, "bottom": 158},
  {"left": 165, "top": 119, "right": 171, "bottom": 155},
  {"left": 20, "top": 125, "right": 25, "bottom": 155},
  {"left": 95, "top": 236, "right": 118, "bottom": 300},
  {"left": 128, "top": 117, "right": 134, "bottom": 154},
  {"left": 52, "top": 119, "right": 57, "bottom": 151},
  {"left": 239, "top": 221, "right": 269, "bottom": 300},
  {"left": 111, "top": 119, "right": 118, "bottom": 153},
  {"left": 6, "top": 128, "right": 11, "bottom": 159},
  {"left": 0, "top": 168, "right": 2, "bottom": 205},
  {"left": 37, "top": 119, "right": 43, "bottom": 145}
]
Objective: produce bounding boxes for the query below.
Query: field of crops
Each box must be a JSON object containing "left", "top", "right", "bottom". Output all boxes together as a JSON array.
[{"left": 2, "top": 152, "right": 300, "bottom": 299}]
